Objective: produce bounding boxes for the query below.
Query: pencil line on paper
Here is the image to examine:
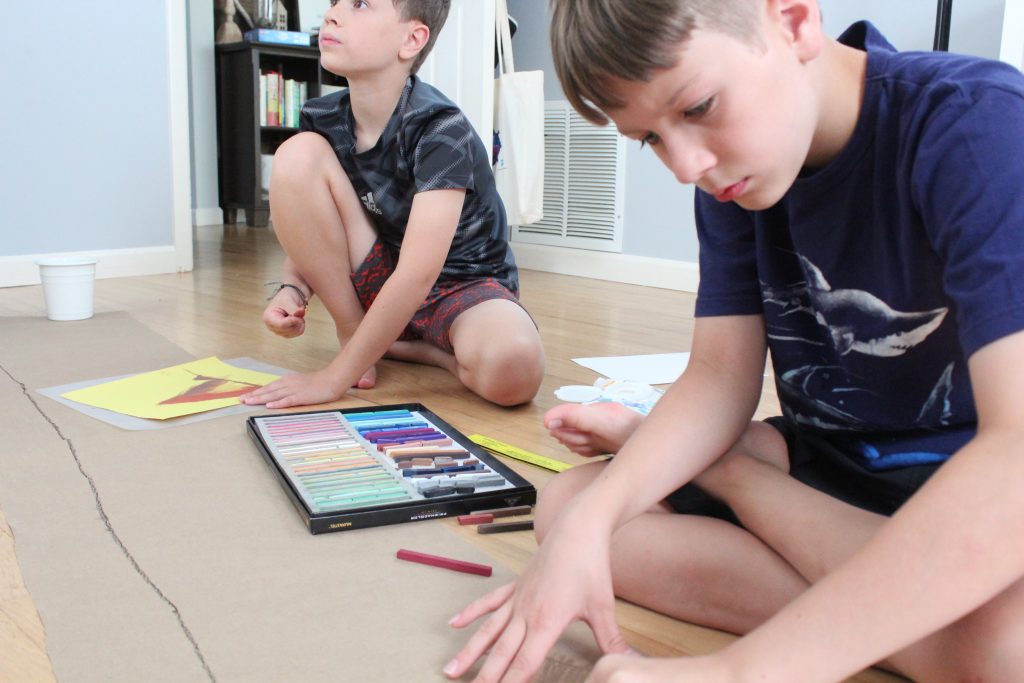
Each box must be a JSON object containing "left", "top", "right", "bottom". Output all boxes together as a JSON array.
[{"left": 0, "top": 363, "right": 217, "bottom": 682}]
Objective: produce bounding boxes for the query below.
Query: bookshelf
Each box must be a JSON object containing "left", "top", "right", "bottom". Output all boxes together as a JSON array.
[{"left": 214, "top": 41, "right": 345, "bottom": 226}]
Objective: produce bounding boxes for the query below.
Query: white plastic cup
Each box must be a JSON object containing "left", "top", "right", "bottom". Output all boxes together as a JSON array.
[{"left": 36, "top": 258, "right": 97, "bottom": 321}]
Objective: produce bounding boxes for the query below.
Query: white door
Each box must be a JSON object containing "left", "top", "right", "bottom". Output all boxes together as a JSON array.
[{"left": 419, "top": 0, "right": 496, "bottom": 142}]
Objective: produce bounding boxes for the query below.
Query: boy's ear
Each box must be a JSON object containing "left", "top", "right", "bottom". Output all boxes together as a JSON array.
[
  {"left": 766, "top": 0, "right": 823, "bottom": 62},
  {"left": 399, "top": 22, "right": 430, "bottom": 62}
]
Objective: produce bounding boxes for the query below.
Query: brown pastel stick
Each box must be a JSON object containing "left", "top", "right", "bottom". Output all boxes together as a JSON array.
[
  {"left": 469, "top": 504, "right": 533, "bottom": 518},
  {"left": 477, "top": 520, "right": 534, "bottom": 534}
]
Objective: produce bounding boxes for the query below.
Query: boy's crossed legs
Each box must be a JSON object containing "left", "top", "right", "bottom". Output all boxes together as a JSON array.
[
  {"left": 539, "top": 404, "right": 1024, "bottom": 681},
  {"left": 262, "top": 132, "right": 543, "bottom": 406}
]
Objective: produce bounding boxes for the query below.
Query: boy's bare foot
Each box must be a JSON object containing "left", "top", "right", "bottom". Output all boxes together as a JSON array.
[
  {"left": 355, "top": 365, "right": 376, "bottom": 389},
  {"left": 544, "top": 402, "right": 644, "bottom": 457},
  {"left": 385, "top": 340, "right": 459, "bottom": 374}
]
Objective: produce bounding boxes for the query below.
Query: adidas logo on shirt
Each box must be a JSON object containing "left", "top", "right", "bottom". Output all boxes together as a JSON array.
[{"left": 361, "top": 192, "right": 383, "bottom": 215}]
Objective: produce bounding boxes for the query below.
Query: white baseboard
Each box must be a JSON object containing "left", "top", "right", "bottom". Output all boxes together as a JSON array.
[
  {"left": 193, "top": 207, "right": 225, "bottom": 227},
  {"left": 510, "top": 242, "right": 700, "bottom": 292},
  {"left": 0, "top": 246, "right": 183, "bottom": 288}
]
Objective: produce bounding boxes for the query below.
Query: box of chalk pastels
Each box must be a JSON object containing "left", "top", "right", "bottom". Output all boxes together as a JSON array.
[{"left": 247, "top": 404, "right": 536, "bottom": 534}]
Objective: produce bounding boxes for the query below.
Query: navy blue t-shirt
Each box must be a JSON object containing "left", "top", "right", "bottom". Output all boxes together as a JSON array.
[
  {"left": 695, "top": 22, "right": 1024, "bottom": 469},
  {"left": 300, "top": 76, "right": 518, "bottom": 292}
]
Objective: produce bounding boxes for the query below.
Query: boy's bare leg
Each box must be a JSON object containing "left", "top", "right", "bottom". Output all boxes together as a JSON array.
[
  {"left": 695, "top": 425, "right": 1024, "bottom": 681},
  {"left": 447, "top": 299, "right": 545, "bottom": 406},
  {"left": 534, "top": 460, "right": 810, "bottom": 635},
  {"left": 269, "top": 132, "right": 379, "bottom": 388},
  {"left": 381, "top": 299, "right": 543, "bottom": 406}
]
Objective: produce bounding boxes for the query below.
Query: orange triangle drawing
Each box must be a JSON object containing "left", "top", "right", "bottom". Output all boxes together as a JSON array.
[{"left": 159, "top": 371, "right": 263, "bottom": 405}]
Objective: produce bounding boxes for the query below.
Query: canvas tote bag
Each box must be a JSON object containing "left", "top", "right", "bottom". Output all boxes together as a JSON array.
[{"left": 493, "top": 0, "right": 544, "bottom": 226}]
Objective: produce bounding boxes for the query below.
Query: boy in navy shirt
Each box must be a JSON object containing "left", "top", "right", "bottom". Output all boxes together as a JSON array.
[
  {"left": 243, "top": 0, "right": 544, "bottom": 409},
  {"left": 445, "top": 1, "right": 1024, "bottom": 681}
]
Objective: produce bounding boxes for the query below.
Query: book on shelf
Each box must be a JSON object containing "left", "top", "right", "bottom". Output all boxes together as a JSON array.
[
  {"left": 244, "top": 29, "right": 311, "bottom": 46},
  {"left": 259, "top": 70, "right": 310, "bottom": 129}
]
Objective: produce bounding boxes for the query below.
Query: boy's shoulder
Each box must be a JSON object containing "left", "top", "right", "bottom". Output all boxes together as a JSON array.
[
  {"left": 850, "top": 21, "right": 1024, "bottom": 105},
  {"left": 301, "top": 88, "right": 351, "bottom": 132},
  {"left": 398, "top": 76, "right": 469, "bottom": 127}
]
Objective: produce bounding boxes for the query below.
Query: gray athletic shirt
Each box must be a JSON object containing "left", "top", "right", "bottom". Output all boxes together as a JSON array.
[{"left": 299, "top": 76, "right": 519, "bottom": 292}]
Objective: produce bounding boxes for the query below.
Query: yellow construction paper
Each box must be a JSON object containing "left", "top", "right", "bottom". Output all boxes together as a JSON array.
[{"left": 61, "top": 357, "right": 280, "bottom": 420}]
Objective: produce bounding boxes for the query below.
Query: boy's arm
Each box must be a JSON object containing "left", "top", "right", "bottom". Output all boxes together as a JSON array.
[
  {"left": 677, "top": 329, "right": 1024, "bottom": 683},
  {"left": 246, "top": 188, "right": 465, "bottom": 408},
  {"left": 445, "top": 313, "right": 769, "bottom": 681}
]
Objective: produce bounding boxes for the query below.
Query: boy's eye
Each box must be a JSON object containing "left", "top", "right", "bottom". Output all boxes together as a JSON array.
[
  {"left": 639, "top": 132, "right": 661, "bottom": 149},
  {"left": 684, "top": 96, "right": 715, "bottom": 118}
]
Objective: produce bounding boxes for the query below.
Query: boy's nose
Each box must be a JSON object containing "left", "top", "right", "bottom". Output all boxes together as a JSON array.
[
  {"left": 665, "top": 143, "right": 715, "bottom": 185},
  {"left": 659, "top": 132, "right": 715, "bottom": 185}
]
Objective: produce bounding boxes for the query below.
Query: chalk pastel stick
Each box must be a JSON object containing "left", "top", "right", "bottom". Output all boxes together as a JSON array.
[
  {"left": 477, "top": 520, "right": 534, "bottom": 534},
  {"left": 469, "top": 504, "right": 533, "bottom": 518},
  {"left": 344, "top": 410, "right": 414, "bottom": 421},
  {"left": 396, "top": 549, "right": 492, "bottom": 577},
  {"left": 457, "top": 513, "right": 494, "bottom": 525}
]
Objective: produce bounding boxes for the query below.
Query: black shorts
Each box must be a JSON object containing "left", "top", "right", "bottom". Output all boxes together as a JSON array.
[{"left": 664, "top": 416, "right": 943, "bottom": 523}]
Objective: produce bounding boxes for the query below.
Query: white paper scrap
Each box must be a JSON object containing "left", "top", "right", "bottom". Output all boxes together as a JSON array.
[{"left": 572, "top": 352, "right": 690, "bottom": 385}]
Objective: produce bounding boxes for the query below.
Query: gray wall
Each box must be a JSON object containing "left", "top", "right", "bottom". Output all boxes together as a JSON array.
[
  {"left": 506, "top": 0, "right": 1010, "bottom": 264},
  {"left": 1, "top": 3, "right": 176, "bottom": 257}
]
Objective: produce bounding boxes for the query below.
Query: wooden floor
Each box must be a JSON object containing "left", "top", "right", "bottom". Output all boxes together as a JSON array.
[{"left": 0, "top": 225, "right": 902, "bottom": 682}]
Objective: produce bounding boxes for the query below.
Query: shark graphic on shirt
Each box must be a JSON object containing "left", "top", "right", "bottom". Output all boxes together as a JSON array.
[
  {"left": 763, "top": 255, "right": 955, "bottom": 430},
  {"left": 764, "top": 255, "right": 948, "bottom": 357}
]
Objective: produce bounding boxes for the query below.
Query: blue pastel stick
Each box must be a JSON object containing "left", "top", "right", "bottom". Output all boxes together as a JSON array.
[
  {"left": 354, "top": 420, "right": 428, "bottom": 432},
  {"left": 339, "top": 411, "right": 411, "bottom": 421}
]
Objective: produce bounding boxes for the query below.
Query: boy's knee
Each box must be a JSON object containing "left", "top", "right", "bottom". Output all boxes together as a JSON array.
[
  {"left": 534, "top": 462, "right": 604, "bottom": 544},
  {"left": 937, "top": 604, "right": 1024, "bottom": 682},
  {"left": 468, "top": 329, "right": 544, "bottom": 406},
  {"left": 272, "top": 132, "right": 334, "bottom": 186}
]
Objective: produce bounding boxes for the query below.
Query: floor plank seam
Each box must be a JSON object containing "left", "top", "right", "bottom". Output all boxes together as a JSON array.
[{"left": 0, "top": 362, "right": 218, "bottom": 682}]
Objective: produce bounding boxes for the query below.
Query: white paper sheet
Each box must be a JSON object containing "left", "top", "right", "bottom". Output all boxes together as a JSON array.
[{"left": 572, "top": 352, "right": 690, "bottom": 385}]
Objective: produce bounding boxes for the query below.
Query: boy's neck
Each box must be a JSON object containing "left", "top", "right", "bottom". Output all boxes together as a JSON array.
[
  {"left": 346, "top": 67, "right": 414, "bottom": 153},
  {"left": 805, "top": 38, "right": 867, "bottom": 170}
]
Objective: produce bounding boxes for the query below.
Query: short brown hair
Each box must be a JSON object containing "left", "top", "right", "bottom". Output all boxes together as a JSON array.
[
  {"left": 550, "top": 0, "right": 762, "bottom": 124},
  {"left": 394, "top": 0, "right": 452, "bottom": 73}
]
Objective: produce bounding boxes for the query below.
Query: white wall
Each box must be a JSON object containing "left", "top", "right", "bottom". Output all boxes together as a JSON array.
[
  {"left": 1, "top": 2, "right": 192, "bottom": 287},
  {"left": 506, "top": 0, "right": 1014, "bottom": 290}
]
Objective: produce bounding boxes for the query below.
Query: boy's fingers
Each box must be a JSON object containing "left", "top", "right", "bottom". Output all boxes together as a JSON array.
[
  {"left": 467, "top": 616, "right": 529, "bottom": 683},
  {"left": 487, "top": 618, "right": 565, "bottom": 683},
  {"left": 449, "top": 582, "right": 516, "bottom": 628},
  {"left": 445, "top": 602, "right": 515, "bottom": 679},
  {"left": 587, "top": 608, "right": 632, "bottom": 655}
]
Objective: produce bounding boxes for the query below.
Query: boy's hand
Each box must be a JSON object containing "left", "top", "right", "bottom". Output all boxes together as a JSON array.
[
  {"left": 240, "top": 369, "right": 345, "bottom": 409},
  {"left": 443, "top": 513, "right": 631, "bottom": 682},
  {"left": 263, "top": 288, "right": 308, "bottom": 338}
]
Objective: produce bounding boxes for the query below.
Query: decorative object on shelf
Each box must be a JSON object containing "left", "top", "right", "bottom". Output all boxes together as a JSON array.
[
  {"left": 255, "top": 0, "right": 276, "bottom": 28},
  {"left": 215, "top": 0, "right": 244, "bottom": 44},
  {"left": 274, "top": 0, "right": 289, "bottom": 31}
]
